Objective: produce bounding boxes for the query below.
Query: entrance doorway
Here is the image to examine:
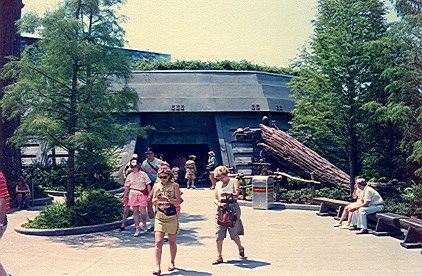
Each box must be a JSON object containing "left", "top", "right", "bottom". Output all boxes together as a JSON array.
[{"left": 149, "top": 144, "right": 211, "bottom": 186}]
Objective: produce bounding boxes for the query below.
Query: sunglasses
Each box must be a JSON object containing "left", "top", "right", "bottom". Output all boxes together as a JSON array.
[{"left": 158, "top": 175, "right": 169, "bottom": 180}]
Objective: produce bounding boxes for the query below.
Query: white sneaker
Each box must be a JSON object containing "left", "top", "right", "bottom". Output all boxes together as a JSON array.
[
  {"left": 134, "top": 229, "right": 140, "bottom": 237},
  {"left": 333, "top": 223, "right": 342, "bottom": 227},
  {"left": 142, "top": 224, "right": 148, "bottom": 232}
]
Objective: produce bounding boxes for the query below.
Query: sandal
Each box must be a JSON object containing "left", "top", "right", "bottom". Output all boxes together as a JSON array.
[
  {"left": 239, "top": 247, "right": 246, "bottom": 259},
  {"left": 168, "top": 263, "right": 176, "bottom": 271},
  {"left": 152, "top": 270, "right": 161, "bottom": 275},
  {"left": 212, "top": 258, "right": 224, "bottom": 265}
]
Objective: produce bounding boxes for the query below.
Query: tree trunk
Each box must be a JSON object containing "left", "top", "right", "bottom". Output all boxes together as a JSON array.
[
  {"left": 66, "top": 149, "right": 75, "bottom": 207},
  {"left": 348, "top": 123, "right": 359, "bottom": 195},
  {"left": 0, "top": 0, "right": 23, "bottom": 181}
]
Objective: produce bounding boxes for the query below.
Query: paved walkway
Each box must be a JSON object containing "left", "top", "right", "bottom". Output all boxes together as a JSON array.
[{"left": 1, "top": 189, "right": 420, "bottom": 276}]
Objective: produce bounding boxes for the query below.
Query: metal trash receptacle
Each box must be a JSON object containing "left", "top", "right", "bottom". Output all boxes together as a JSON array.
[{"left": 252, "top": 176, "right": 274, "bottom": 210}]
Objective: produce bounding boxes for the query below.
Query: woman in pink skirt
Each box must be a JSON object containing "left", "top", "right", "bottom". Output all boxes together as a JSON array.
[{"left": 123, "top": 163, "right": 151, "bottom": 236}]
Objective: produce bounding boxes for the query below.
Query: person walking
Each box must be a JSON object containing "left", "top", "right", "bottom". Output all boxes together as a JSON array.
[
  {"left": 151, "top": 167, "right": 181, "bottom": 275},
  {"left": 0, "top": 172, "right": 11, "bottom": 276},
  {"left": 123, "top": 163, "right": 151, "bottom": 236},
  {"left": 185, "top": 155, "right": 197, "bottom": 189},
  {"left": 120, "top": 155, "right": 138, "bottom": 231},
  {"left": 207, "top": 151, "right": 218, "bottom": 189},
  {"left": 212, "top": 166, "right": 245, "bottom": 265}
]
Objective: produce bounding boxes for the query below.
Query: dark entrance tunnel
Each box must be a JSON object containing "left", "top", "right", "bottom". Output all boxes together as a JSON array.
[{"left": 149, "top": 144, "right": 211, "bottom": 186}]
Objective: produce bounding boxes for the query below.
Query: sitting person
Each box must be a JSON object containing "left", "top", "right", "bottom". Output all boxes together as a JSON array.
[
  {"left": 349, "top": 178, "right": 384, "bottom": 234},
  {"left": 333, "top": 182, "right": 363, "bottom": 228},
  {"left": 15, "top": 176, "right": 31, "bottom": 209}
]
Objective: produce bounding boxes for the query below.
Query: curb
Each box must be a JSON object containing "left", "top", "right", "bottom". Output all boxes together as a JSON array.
[
  {"left": 238, "top": 200, "right": 320, "bottom": 211},
  {"left": 15, "top": 217, "right": 134, "bottom": 236},
  {"left": 32, "top": 196, "right": 54, "bottom": 206}
]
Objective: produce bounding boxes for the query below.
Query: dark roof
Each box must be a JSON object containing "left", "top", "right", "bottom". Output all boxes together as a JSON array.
[{"left": 130, "top": 70, "right": 295, "bottom": 113}]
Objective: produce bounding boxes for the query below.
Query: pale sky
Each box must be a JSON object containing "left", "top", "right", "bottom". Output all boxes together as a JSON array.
[{"left": 21, "top": 0, "right": 396, "bottom": 67}]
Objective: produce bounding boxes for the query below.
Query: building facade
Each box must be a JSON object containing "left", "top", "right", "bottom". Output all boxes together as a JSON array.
[{"left": 119, "top": 70, "right": 295, "bottom": 176}]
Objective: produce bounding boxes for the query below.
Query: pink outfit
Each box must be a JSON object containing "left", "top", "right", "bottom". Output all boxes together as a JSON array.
[{"left": 124, "top": 170, "right": 151, "bottom": 207}]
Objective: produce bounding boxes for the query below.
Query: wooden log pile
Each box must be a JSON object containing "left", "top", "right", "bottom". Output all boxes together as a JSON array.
[{"left": 258, "top": 124, "right": 388, "bottom": 191}]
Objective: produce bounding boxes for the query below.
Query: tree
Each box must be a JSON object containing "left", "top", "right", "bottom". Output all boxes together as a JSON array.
[
  {"left": 0, "top": 0, "right": 23, "bottom": 181},
  {"left": 289, "top": 0, "right": 389, "bottom": 193},
  {"left": 388, "top": 0, "right": 422, "bottom": 181},
  {"left": 1, "top": 0, "right": 138, "bottom": 207}
]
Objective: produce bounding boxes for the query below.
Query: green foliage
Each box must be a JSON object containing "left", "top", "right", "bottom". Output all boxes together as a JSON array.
[
  {"left": 23, "top": 163, "right": 68, "bottom": 191},
  {"left": 24, "top": 202, "right": 72, "bottom": 229},
  {"left": 24, "top": 189, "right": 122, "bottom": 229},
  {"left": 136, "top": 59, "right": 299, "bottom": 76},
  {"left": 1, "top": 0, "right": 139, "bottom": 207},
  {"left": 316, "top": 187, "right": 352, "bottom": 202},
  {"left": 289, "top": 0, "right": 419, "bottom": 184},
  {"left": 70, "top": 190, "right": 122, "bottom": 226}
]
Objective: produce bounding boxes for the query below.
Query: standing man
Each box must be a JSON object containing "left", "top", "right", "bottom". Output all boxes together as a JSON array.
[
  {"left": 141, "top": 147, "right": 163, "bottom": 183},
  {"left": 0, "top": 171, "right": 11, "bottom": 276},
  {"left": 141, "top": 147, "right": 164, "bottom": 222},
  {"left": 349, "top": 178, "right": 384, "bottom": 234}
]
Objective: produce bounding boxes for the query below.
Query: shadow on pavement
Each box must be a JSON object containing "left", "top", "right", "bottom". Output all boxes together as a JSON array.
[
  {"left": 167, "top": 268, "right": 212, "bottom": 276},
  {"left": 225, "top": 258, "right": 271, "bottom": 269},
  {"left": 46, "top": 224, "right": 208, "bottom": 249}
]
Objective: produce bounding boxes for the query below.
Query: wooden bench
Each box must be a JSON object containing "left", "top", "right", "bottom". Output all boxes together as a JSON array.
[
  {"left": 399, "top": 218, "right": 422, "bottom": 249},
  {"left": 312, "top": 197, "right": 351, "bottom": 219},
  {"left": 372, "top": 212, "right": 408, "bottom": 237}
]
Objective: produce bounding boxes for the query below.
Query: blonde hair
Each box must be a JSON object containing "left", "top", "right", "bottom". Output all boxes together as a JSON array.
[
  {"left": 213, "top": 165, "right": 229, "bottom": 179},
  {"left": 157, "top": 166, "right": 174, "bottom": 181}
]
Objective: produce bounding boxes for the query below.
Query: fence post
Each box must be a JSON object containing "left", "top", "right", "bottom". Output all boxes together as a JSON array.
[{"left": 310, "top": 173, "right": 316, "bottom": 199}]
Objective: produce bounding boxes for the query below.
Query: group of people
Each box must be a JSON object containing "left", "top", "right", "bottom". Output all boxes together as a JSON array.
[
  {"left": 333, "top": 177, "right": 384, "bottom": 235},
  {"left": 120, "top": 147, "right": 243, "bottom": 275}
]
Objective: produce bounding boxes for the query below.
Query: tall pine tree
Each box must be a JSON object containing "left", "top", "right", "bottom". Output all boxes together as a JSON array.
[
  {"left": 289, "top": 0, "right": 388, "bottom": 193},
  {"left": 1, "top": 0, "right": 138, "bottom": 207}
]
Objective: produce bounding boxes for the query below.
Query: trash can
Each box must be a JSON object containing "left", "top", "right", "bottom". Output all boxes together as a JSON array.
[{"left": 252, "top": 176, "right": 274, "bottom": 210}]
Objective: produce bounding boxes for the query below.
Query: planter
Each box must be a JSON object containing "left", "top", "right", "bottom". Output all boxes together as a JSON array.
[{"left": 15, "top": 217, "right": 134, "bottom": 236}]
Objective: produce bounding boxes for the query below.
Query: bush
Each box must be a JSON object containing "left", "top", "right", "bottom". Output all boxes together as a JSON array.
[
  {"left": 70, "top": 190, "right": 122, "bottom": 227},
  {"left": 316, "top": 187, "right": 352, "bottom": 202},
  {"left": 24, "top": 189, "right": 122, "bottom": 229},
  {"left": 24, "top": 202, "right": 72, "bottom": 229},
  {"left": 23, "top": 163, "right": 67, "bottom": 191}
]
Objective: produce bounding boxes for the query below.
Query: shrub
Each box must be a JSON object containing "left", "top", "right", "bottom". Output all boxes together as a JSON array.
[
  {"left": 70, "top": 190, "right": 122, "bottom": 227},
  {"left": 24, "top": 189, "right": 122, "bottom": 229},
  {"left": 316, "top": 187, "right": 352, "bottom": 202},
  {"left": 24, "top": 202, "right": 72, "bottom": 229}
]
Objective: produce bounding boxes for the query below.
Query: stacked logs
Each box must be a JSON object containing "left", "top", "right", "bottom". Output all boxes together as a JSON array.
[
  {"left": 258, "top": 124, "right": 351, "bottom": 190},
  {"left": 258, "top": 124, "right": 389, "bottom": 191}
]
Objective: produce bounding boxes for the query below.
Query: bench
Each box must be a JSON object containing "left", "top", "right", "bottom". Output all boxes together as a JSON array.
[
  {"left": 399, "top": 218, "right": 422, "bottom": 249},
  {"left": 372, "top": 212, "right": 408, "bottom": 237},
  {"left": 312, "top": 197, "right": 351, "bottom": 219}
]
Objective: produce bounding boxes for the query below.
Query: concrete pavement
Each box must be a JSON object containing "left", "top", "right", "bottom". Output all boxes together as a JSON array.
[{"left": 0, "top": 189, "right": 420, "bottom": 276}]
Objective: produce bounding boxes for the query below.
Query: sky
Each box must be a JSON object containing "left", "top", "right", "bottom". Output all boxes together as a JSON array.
[{"left": 20, "top": 0, "right": 397, "bottom": 68}]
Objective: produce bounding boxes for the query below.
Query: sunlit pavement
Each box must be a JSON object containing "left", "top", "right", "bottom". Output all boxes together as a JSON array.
[{"left": 1, "top": 189, "right": 420, "bottom": 276}]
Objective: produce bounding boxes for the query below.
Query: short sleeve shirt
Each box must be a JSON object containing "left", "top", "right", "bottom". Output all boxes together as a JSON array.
[
  {"left": 0, "top": 172, "right": 10, "bottom": 214},
  {"left": 141, "top": 158, "right": 163, "bottom": 182},
  {"left": 124, "top": 171, "right": 151, "bottom": 191},
  {"left": 363, "top": 186, "right": 384, "bottom": 206}
]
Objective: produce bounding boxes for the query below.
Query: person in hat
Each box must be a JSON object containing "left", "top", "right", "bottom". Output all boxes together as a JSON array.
[
  {"left": 119, "top": 155, "right": 138, "bottom": 231},
  {"left": 123, "top": 162, "right": 151, "bottom": 237},
  {"left": 349, "top": 178, "right": 384, "bottom": 234},
  {"left": 141, "top": 147, "right": 162, "bottom": 183},
  {"left": 185, "top": 155, "right": 197, "bottom": 189},
  {"left": 207, "top": 151, "right": 218, "bottom": 189}
]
